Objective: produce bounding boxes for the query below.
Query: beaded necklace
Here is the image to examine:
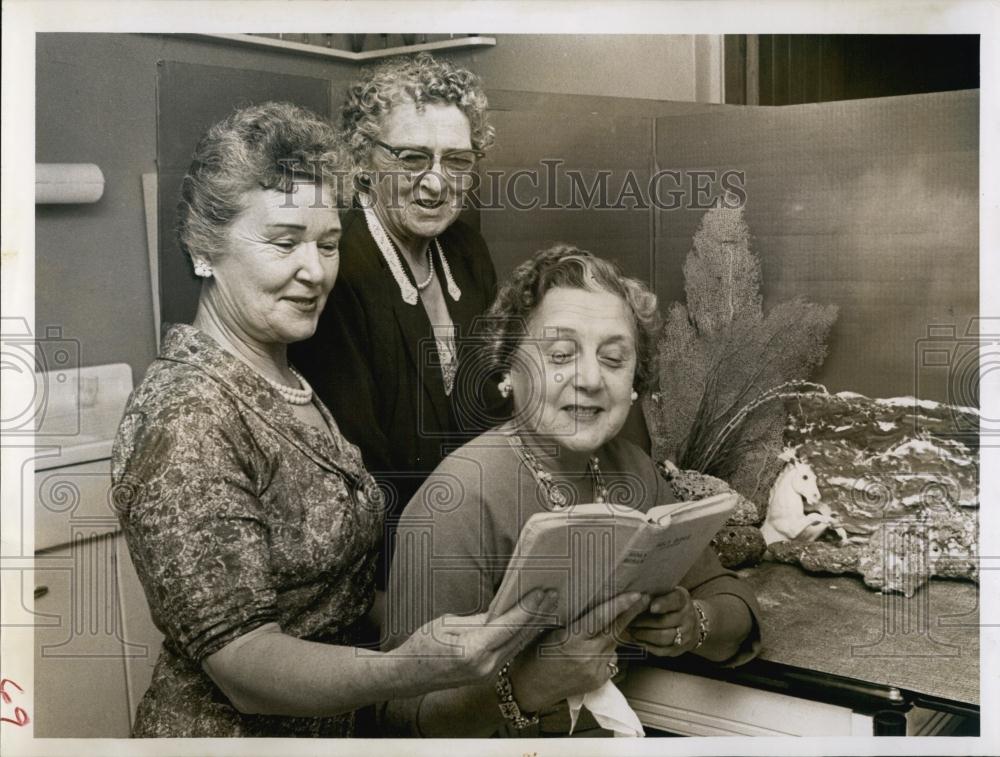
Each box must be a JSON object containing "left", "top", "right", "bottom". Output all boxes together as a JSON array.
[
  {"left": 413, "top": 246, "right": 435, "bottom": 290},
  {"left": 262, "top": 365, "right": 313, "bottom": 405},
  {"left": 508, "top": 433, "right": 608, "bottom": 510}
]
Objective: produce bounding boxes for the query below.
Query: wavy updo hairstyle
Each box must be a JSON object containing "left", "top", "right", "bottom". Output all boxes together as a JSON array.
[
  {"left": 485, "top": 245, "right": 661, "bottom": 395},
  {"left": 340, "top": 52, "right": 494, "bottom": 172},
  {"left": 177, "top": 101, "right": 345, "bottom": 266}
]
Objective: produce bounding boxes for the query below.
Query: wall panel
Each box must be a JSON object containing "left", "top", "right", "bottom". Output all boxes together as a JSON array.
[{"left": 652, "top": 90, "right": 978, "bottom": 401}]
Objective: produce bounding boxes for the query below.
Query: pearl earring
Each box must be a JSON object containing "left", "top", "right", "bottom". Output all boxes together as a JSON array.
[
  {"left": 498, "top": 374, "right": 512, "bottom": 399},
  {"left": 630, "top": 389, "right": 639, "bottom": 404},
  {"left": 193, "top": 259, "right": 213, "bottom": 278}
]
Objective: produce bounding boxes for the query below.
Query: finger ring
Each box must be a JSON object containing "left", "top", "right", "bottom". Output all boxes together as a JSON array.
[
  {"left": 673, "top": 627, "right": 683, "bottom": 646},
  {"left": 607, "top": 662, "right": 619, "bottom": 678}
]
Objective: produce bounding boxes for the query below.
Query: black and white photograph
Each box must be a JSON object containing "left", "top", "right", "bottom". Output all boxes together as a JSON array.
[{"left": 1, "top": 2, "right": 997, "bottom": 755}]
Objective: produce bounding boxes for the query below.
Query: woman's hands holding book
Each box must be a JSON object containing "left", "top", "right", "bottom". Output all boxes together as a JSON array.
[
  {"left": 391, "top": 588, "right": 560, "bottom": 691},
  {"left": 507, "top": 591, "right": 649, "bottom": 712},
  {"left": 622, "top": 586, "right": 700, "bottom": 657}
]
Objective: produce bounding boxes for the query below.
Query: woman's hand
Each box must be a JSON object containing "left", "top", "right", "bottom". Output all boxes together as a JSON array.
[
  {"left": 391, "top": 588, "right": 560, "bottom": 690},
  {"left": 624, "top": 586, "right": 700, "bottom": 657},
  {"left": 507, "top": 591, "right": 649, "bottom": 713}
]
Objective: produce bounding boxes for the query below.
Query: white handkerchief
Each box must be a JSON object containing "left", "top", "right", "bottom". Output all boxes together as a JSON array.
[{"left": 566, "top": 680, "right": 645, "bottom": 737}]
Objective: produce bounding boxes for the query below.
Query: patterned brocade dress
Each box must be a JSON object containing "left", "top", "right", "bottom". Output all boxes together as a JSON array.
[{"left": 111, "top": 325, "right": 383, "bottom": 737}]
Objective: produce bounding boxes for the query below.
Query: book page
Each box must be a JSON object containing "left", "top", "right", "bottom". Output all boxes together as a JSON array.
[
  {"left": 489, "top": 495, "right": 735, "bottom": 625},
  {"left": 617, "top": 493, "right": 737, "bottom": 597},
  {"left": 646, "top": 491, "right": 736, "bottom": 525},
  {"left": 489, "top": 505, "right": 646, "bottom": 626}
]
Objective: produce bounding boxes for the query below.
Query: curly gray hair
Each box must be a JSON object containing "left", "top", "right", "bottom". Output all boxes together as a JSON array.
[
  {"left": 177, "top": 101, "right": 345, "bottom": 265},
  {"left": 485, "top": 244, "right": 661, "bottom": 395},
  {"left": 340, "top": 52, "right": 494, "bottom": 171}
]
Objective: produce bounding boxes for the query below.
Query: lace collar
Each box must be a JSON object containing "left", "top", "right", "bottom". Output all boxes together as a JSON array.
[{"left": 362, "top": 205, "right": 462, "bottom": 306}]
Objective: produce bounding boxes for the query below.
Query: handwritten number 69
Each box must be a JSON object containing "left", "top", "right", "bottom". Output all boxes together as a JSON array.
[{"left": 0, "top": 679, "right": 30, "bottom": 726}]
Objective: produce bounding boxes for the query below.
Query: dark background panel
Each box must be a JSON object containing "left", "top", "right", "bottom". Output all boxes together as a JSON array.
[
  {"left": 486, "top": 88, "right": 732, "bottom": 117},
  {"left": 486, "top": 237, "right": 654, "bottom": 288},
  {"left": 481, "top": 109, "right": 653, "bottom": 169},
  {"left": 659, "top": 90, "right": 978, "bottom": 163},
  {"left": 478, "top": 101, "right": 734, "bottom": 290},
  {"left": 653, "top": 90, "right": 978, "bottom": 402},
  {"left": 156, "top": 61, "right": 335, "bottom": 169},
  {"left": 478, "top": 108, "right": 656, "bottom": 285},
  {"left": 652, "top": 151, "right": 978, "bottom": 240},
  {"left": 727, "top": 34, "right": 979, "bottom": 106}
]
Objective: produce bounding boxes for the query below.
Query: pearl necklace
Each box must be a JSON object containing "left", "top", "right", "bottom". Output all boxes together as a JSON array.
[
  {"left": 263, "top": 365, "right": 313, "bottom": 405},
  {"left": 509, "top": 433, "right": 608, "bottom": 510},
  {"left": 362, "top": 206, "right": 462, "bottom": 305},
  {"left": 414, "top": 246, "right": 435, "bottom": 290}
]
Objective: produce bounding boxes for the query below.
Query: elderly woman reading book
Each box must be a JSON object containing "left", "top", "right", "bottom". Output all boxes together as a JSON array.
[{"left": 382, "top": 245, "right": 762, "bottom": 737}]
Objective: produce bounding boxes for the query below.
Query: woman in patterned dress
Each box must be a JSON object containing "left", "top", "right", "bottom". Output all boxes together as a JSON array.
[{"left": 110, "top": 102, "right": 556, "bottom": 737}]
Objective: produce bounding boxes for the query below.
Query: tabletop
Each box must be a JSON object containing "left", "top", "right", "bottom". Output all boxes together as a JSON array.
[{"left": 735, "top": 561, "right": 980, "bottom": 707}]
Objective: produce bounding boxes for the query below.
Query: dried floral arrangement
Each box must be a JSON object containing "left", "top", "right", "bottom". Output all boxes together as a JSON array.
[
  {"left": 644, "top": 205, "right": 838, "bottom": 516},
  {"left": 646, "top": 206, "right": 979, "bottom": 595}
]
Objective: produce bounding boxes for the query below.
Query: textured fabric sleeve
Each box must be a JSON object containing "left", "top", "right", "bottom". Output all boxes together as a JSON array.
[
  {"left": 114, "top": 402, "right": 279, "bottom": 663},
  {"left": 379, "top": 452, "right": 499, "bottom": 736},
  {"left": 382, "top": 453, "right": 497, "bottom": 652},
  {"left": 646, "top": 454, "right": 762, "bottom": 666},
  {"left": 679, "top": 546, "right": 763, "bottom": 667}
]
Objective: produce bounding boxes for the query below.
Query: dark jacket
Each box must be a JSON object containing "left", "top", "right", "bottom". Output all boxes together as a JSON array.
[{"left": 291, "top": 210, "right": 507, "bottom": 585}]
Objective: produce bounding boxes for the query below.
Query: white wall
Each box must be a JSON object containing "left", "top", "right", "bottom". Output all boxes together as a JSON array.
[{"left": 452, "top": 34, "right": 723, "bottom": 103}]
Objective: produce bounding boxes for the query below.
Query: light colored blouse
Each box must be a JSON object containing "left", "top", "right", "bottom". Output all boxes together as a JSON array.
[{"left": 382, "top": 423, "right": 763, "bottom": 736}]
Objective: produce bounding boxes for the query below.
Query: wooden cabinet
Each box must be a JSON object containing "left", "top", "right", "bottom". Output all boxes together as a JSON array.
[
  {"left": 35, "top": 459, "right": 120, "bottom": 551},
  {"left": 32, "top": 444, "right": 164, "bottom": 737},
  {"left": 32, "top": 537, "right": 131, "bottom": 738},
  {"left": 33, "top": 533, "right": 163, "bottom": 738}
]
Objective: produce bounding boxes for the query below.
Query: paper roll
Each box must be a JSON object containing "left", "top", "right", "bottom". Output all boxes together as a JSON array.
[{"left": 35, "top": 163, "right": 105, "bottom": 204}]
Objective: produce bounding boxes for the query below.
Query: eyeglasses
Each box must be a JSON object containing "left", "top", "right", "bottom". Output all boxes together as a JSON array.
[{"left": 372, "top": 140, "right": 484, "bottom": 177}]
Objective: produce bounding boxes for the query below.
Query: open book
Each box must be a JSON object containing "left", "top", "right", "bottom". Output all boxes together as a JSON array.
[{"left": 488, "top": 493, "right": 737, "bottom": 627}]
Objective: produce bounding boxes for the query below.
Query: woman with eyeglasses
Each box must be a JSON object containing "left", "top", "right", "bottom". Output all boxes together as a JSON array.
[{"left": 292, "top": 53, "right": 507, "bottom": 590}]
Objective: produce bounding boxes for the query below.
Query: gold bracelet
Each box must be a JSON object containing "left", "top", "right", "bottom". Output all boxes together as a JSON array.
[
  {"left": 692, "top": 600, "right": 710, "bottom": 650},
  {"left": 495, "top": 661, "right": 539, "bottom": 729}
]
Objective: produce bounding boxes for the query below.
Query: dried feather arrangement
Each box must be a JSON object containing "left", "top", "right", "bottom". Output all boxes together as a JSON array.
[{"left": 644, "top": 206, "right": 838, "bottom": 510}]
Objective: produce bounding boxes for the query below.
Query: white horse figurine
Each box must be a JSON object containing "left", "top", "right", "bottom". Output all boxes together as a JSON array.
[{"left": 761, "top": 448, "right": 847, "bottom": 545}]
